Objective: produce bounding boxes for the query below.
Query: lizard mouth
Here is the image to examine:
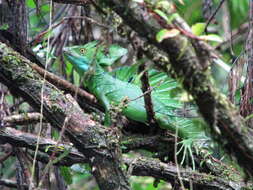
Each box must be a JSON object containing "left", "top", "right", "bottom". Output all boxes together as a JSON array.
[{"left": 62, "top": 47, "right": 79, "bottom": 57}]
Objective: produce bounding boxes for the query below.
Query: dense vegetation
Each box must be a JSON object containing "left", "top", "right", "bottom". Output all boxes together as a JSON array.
[{"left": 0, "top": 0, "right": 252, "bottom": 189}]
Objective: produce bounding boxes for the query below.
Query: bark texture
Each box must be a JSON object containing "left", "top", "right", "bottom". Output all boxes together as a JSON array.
[
  {"left": 0, "top": 42, "right": 130, "bottom": 190},
  {"left": 0, "top": 127, "right": 249, "bottom": 190}
]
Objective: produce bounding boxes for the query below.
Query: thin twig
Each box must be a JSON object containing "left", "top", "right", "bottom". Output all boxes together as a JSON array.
[
  {"left": 30, "top": 63, "right": 100, "bottom": 109},
  {"left": 138, "top": 58, "right": 157, "bottom": 127},
  {"left": 204, "top": 0, "right": 226, "bottom": 33},
  {"left": 3, "top": 113, "right": 44, "bottom": 125},
  {"left": 30, "top": 1, "right": 54, "bottom": 189},
  {"left": 30, "top": 15, "right": 109, "bottom": 45}
]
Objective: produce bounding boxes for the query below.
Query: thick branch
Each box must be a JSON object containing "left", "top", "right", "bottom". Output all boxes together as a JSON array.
[
  {"left": 0, "top": 42, "right": 130, "bottom": 190},
  {"left": 52, "top": 0, "right": 253, "bottom": 177},
  {"left": 0, "top": 179, "right": 26, "bottom": 189},
  {"left": 124, "top": 157, "right": 248, "bottom": 190},
  {"left": 0, "top": 128, "right": 248, "bottom": 190},
  {"left": 30, "top": 63, "right": 102, "bottom": 111},
  {"left": 0, "top": 127, "right": 87, "bottom": 166}
]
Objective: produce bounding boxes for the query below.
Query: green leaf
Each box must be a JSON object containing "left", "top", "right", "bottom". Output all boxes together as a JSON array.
[
  {"left": 41, "top": 4, "right": 50, "bottom": 14},
  {"left": 156, "top": 29, "right": 180, "bottom": 43},
  {"left": 60, "top": 166, "right": 73, "bottom": 185},
  {"left": 52, "top": 129, "right": 60, "bottom": 140},
  {"left": 154, "top": 9, "right": 169, "bottom": 23},
  {"left": 29, "top": 15, "right": 40, "bottom": 26},
  {"left": 191, "top": 23, "right": 206, "bottom": 36},
  {"left": 26, "top": 0, "right": 36, "bottom": 8},
  {"left": 65, "top": 60, "right": 74, "bottom": 76},
  {"left": 199, "top": 34, "right": 223, "bottom": 42}
]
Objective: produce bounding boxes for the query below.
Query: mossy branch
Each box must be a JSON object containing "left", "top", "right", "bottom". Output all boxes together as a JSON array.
[
  {"left": 0, "top": 42, "right": 130, "bottom": 190},
  {"left": 0, "top": 127, "right": 249, "bottom": 190}
]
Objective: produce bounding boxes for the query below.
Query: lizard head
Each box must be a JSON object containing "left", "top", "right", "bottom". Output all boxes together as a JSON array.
[
  {"left": 63, "top": 41, "right": 99, "bottom": 75},
  {"left": 63, "top": 41, "right": 128, "bottom": 74}
]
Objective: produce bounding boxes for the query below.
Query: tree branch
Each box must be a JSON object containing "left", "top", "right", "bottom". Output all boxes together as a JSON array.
[
  {"left": 0, "top": 127, "right": 248, "bottom": 190},
  {"left": 0, "top": 42, "right": 130, "bottom": 190},
  {"left": 30, "top": 63, "right": 102, "bottom": 111},
  {"left": 0, "top": 127, "right": 87, "bottom": 166},
  {"left": 124, "top": 157, "right": 248, "bottom": 190},
  {"left": 0, "top": 179, "right": 27, "bottom": 189},
  {"left": 3, "top": 113, "right": 44, "bottom": 126}
]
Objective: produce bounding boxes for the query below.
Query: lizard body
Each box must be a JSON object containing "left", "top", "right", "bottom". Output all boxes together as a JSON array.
[{"left": 64, "top": 42, "right": 207, "bottom": 140}]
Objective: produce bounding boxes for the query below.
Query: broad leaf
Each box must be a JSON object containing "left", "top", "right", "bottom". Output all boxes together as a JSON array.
[
  {"left": 26, "top": 0, "right": 36, "bottom": 8},
  {"left": 200, "top": 34, "right": 223, "bottom": 42},
  {"left": 191, "top": 22, "right": 206, "bottom": 36},
  {"left": 156, "top": 29, "right": 180, "bottom": 42},
  {"left": 154, "top": 9, "right": 169, "bottom": 22}
]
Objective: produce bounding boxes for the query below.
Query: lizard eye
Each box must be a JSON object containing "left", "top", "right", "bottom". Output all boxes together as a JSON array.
[{"left": 80, "top": 48, "right": 86, "bottom": 55}]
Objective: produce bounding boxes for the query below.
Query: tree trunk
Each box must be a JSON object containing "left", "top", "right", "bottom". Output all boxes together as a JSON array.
[{"left": 0, "top": 0, "right": 27, "bottom": 52}]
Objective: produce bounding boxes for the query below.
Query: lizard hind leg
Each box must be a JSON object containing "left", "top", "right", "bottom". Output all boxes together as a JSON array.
[{"left": 176, "top": 138, "right": 196, "bottom": 170}]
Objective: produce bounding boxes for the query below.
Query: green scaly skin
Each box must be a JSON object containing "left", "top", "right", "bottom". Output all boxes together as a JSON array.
[
  {"left": 64, "top": 42, "right": 210, "bottom": 168},
  {"left": 87, "top": 66, "right": 206, "bottom": 140}
]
